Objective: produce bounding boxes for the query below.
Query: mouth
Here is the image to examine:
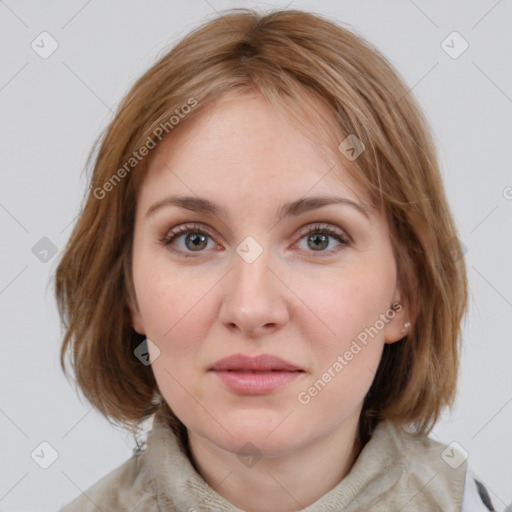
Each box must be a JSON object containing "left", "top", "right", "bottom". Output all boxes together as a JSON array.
[
  {"left": 209, "top": 353, "right": 304, "bottom": 373},
  {"left": 208, "top": 353, "right": 306, "bottom": 394},
  {"left": 209, "top": 369, "right": 304, "bottom": 394},
  {"left": 216, "top": 369, "right": 304, "bottom": 373}
]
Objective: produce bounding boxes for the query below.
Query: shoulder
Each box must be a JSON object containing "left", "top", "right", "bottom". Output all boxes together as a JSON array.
[
  {"left": 57, "top": 452, "right": 158, "bottom": 512},
  {"left": 378, "top": 422, "right": 496, "bottom": 511},
  {"left": 372, "top": 422, "right": 468, "bottom": 509}
]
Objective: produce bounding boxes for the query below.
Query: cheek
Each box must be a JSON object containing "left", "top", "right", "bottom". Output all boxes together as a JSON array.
[
  {"left": 292, "top": 263, "right": 392, "bottom": 351},
  {"left": 291, "top": 260, "right": 394, "bottom": 412},
  {"left": 133, "top": 251, "right": 218, "bottom": 343},
  {"left": 133, "top": 274, "right": 217, "bottom": 427},
  {"left": 139, "top": 268, "right": 214, "bottom": 416},
  {"left": 295, "top": 277, "right": 386, "bottom": 411}
]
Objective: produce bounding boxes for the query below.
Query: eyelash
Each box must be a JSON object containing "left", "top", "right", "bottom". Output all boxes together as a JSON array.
[{"left": 159, "top": 222, "right": 350, "bottom": 258}]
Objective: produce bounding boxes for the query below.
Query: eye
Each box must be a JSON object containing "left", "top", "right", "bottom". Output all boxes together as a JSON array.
[
  {"left": 159, "top": 222, "right": 350, "bottom": 258},
  {"left": 160, "top": 223, "right": 218, "bottom": 257},
  {"left": 293, "top": 223, "right": 350, "bottom": 255}
]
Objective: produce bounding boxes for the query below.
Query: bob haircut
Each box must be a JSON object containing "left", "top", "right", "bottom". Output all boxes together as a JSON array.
[{"left": 54, "top": 8, "right": 468, "bottom": 444}]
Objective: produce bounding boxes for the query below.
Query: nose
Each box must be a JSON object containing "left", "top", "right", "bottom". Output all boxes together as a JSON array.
[{"left": 218, "top": 246, "right": 289, "bottom": 339}]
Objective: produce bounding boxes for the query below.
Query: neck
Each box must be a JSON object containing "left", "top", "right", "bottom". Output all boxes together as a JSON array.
[{"left": 186, "top": 416, "right": 364, "bottom": 512}]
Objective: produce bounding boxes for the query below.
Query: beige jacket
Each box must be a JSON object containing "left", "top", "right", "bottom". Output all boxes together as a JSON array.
[{"left": 58, "top": 409, "right": 489, "bottom": 511}]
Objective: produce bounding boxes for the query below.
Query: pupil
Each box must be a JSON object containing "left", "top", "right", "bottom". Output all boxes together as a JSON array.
[
  {"left": 309, "top": 234, "right": 328, "bottom": 250},
  {"left": 186, "top": 233, "right": 207, "bottom": 250}
]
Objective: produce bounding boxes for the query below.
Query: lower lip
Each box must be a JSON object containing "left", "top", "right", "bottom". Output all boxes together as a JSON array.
[{"left": 210, "top": 370, "right": 303, "bottom": 394}]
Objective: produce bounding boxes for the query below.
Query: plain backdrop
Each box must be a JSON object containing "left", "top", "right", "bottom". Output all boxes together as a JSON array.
[{"left": 0, "top": 1, "right": 511, "bottom": 510}]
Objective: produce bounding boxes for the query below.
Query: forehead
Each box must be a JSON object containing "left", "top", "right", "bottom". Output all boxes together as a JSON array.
[{"left": 139, "top": 93, "right": 370, "bottom": 212}]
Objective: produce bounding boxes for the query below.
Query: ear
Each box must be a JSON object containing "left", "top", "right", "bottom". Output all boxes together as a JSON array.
[
  {"left": 383, "top": 289, "right": 413, "bottom": 345},
  {"left": 127, "top": 296, "right": 146, "bottom": 335}
]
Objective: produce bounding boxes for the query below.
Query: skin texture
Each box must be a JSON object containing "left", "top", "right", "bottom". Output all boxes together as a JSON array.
[{"left": 129, "top": 92, "right": 409, "bottom": 512}]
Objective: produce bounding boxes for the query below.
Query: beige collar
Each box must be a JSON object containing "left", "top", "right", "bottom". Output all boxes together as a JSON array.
[{"left": 145, "top": 410, "right": 467, "bottom": 511}]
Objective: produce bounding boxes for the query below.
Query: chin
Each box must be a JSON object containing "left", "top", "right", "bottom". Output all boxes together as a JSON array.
[{"left": 207, "top": 415, "right": 306, "bottom": 457}]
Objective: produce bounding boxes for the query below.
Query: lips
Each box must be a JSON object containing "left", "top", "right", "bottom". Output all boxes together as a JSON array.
[
  {"left": 209, "top": 353, "right": 304, "bottom": 372},
  {"left": 209, "top": 354, "right": 305, "bottom": 395}
]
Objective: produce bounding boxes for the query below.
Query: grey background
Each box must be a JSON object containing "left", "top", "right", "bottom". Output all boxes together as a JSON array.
[{"left": 0, "top": 0, "right": 511, "bottom": 510}]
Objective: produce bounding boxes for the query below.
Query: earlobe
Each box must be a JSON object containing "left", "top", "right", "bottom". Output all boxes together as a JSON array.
[
  {"left": 400, "top": 321, "right": 411, "bottom": 337},
  {"left": 383, "top": 297, "right": 411, "bottom": 345}
]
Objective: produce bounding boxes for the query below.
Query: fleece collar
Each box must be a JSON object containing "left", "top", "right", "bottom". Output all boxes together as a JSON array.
[{"left": 145, "top": 410, "right": 467, "bottom": 511}]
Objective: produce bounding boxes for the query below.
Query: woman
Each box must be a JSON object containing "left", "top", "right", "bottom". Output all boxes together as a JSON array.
[{"left": 55, "top": 8, "right": 495, "bottom": 511}]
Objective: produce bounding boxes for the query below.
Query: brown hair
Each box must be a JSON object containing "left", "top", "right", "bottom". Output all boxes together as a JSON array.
[{"left": 54, "top": 8, "right": 468, "bottom": 444}]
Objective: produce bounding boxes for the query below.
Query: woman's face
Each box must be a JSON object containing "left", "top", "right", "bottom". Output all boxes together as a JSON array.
[{"left": 129, "top": 93, "right": 407, "bottom": 457}]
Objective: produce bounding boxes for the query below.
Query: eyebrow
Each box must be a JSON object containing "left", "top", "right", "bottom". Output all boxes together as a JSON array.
[{"left": 145, "top": 194, "right": 370, "bottom": 221}]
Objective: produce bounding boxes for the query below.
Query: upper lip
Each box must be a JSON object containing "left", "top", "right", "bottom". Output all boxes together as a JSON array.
[{"left": 209, "top": 353, "right": 304, "bottom": 372}]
